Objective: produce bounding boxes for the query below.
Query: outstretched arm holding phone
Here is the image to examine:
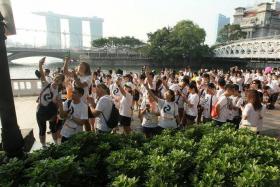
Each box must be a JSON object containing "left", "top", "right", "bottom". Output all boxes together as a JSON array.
[{"left": 39, "top": 57, "right": 47, "bottom": 83}]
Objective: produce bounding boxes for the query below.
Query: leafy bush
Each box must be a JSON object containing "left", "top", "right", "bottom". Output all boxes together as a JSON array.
[{"left": 1, "top": 123, "right": 280, "bottom": 186}]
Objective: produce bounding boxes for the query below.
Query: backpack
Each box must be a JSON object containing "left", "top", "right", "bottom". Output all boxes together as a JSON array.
[{"left": 102, "top": 103, "right": 120, "bottom": 129}]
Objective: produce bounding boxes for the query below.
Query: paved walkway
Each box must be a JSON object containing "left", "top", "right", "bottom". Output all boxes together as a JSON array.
[{"left": 2, "top": 97, "right": 280, "bottom": 150}]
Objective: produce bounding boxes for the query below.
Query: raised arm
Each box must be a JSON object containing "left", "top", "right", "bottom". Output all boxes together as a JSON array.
[
  {"left": 63, "top": 57, "right": 71, "bottom": 76},
  {"left": 143, "top": 80, "right": 158, "bottom": 103},
  {"left": 39, "top": 57, "right": 47, "bottom": 83},
  {"left": 116, "top": 78, "right": 126, "bottom": 97},
  {"left": 57, "top": 97, "right": 69, "bottom": 119}
]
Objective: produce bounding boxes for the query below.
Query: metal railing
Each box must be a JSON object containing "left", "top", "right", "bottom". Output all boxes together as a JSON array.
[{"left": 11, "top": 79, "right": 41, "bottom": 97}]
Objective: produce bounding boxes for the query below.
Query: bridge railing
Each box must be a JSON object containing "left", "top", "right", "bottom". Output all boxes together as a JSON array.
[
  {"left": 11, "top": 79, "right": 41, "bottom": 97},
  {"left": 215, "top": 35, "right": 280, "bottom": 47}
]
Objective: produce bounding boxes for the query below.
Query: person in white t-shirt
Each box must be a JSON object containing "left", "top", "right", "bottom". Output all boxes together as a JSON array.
[
  {"left": 144, "top": 80, "right": 179, "bottom": 131},
  {"left": 241, "top": 89, "right": 264, "bottom": 133},
  {"left": 201, "top": 83, "right": 217, "bottom": 123},
  {"left": 216, "top": 78, "right": 226, "bottom": 98},
  {"left": 36, "top": 57, "right": 65, "bottom": 147},
  {"left": 58, "top": 87, "right": 88, "bottom": 143},
  {"left": 63, "top": 59, "right": 92, "bottom": 131},
  {"left": 182, "top": 83, "right": 199, "bottom": 126},
  {"left": 88, "top": 84, "right": 113, "bottom": 133},
  {"left": 267, "top": 74, "right": 280, "bottom": 109},
  {"left": 214, "top": 84, "right": 234, "bottom": 126},
  {"left": 176, "top": 77, "right": 189, "bottom": 122},
  {"left": 116, "top": 78, "right": 133, "bottom": 134},
  {"left": 139, "top": 90, "right": 160, "bottom": 138},
  {"left": 228, "top": 84, "right": 244, "bottom": 129}
]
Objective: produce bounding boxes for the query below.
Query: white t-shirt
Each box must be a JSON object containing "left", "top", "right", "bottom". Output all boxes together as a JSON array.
[
  {"left": 185, "top": 93, "right": 199, "bottom": 117},
  {"left": 95, "top": 95, "right": 113, "bottom": 132},
  {"left": 74, "top": 75, "right": 92, "bottom": 104},
  {"left": 39, "top": 82, "right": 59, "bottom": 107},
  {"left": 202, "top": 94, "right": 218, "bottom": 118},
  {"left": 140, "top": 99, "right": 159, "bottom": 128},
  {"left": 158, "top": 99, "right": 178, "bottom": 129},
  {"left": 60, "top": 100, "right": 88, "bottom": 138},
  {"left": 110, "top": 83, "right": 122, "bottom": 108},
  {"left": 177, "top": 87, "right": 188, "bottom": 109},
  {"left": 242, "top": 103, "right": 264, "bottom": 131},
  {"left": 230, "top": 96, "right": 243, "bottom": 119},
  {"left": 119, "top": 92, "right": 133, "bottom": 118},
  {"left": 244, "top": 73, "right": 252, "bottom": 84},
  {"left": 215, "top": 95, "right": 232, "bottom": 122},
  {"left": 216, "top": 89, "right": 225, "bottom": 98},
  {"left": 269, "top": 80, "right": 280, "bottom": 94},
  {"left": 46, "top": 75, "right": 53, "bottom": 83}
]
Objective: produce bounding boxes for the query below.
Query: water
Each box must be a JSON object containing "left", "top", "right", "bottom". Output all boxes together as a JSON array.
[{"left": 8, "top": 57, "right": 142, "bottom": 79}]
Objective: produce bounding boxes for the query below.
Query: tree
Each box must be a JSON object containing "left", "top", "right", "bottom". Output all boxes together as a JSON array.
[
  {"left": 91, "top": 36, "right": 145, "bottom": 48},
  {"left": 216, "top": 24, "right": 246, "bottom": 43},
  {"left": 146, "top": 20, "right": 210, "bottom": 62}
]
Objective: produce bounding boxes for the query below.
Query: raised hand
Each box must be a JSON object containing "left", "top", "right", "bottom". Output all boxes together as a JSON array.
[{"left": 39, "top": 57, "right": 46, "bottom": 65}]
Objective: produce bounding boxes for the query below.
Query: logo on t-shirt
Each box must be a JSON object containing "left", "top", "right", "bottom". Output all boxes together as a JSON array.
[
  {"left": 69, "top": 106, "right": 74, "bottom": 115},
  {"left": 113, "top": 87, "right": 119, "bottom": 95},
  {"left": 163, "top": 105, "right": 171, "bottom": 113},
  {"left": 43, "top": 92, "right": 53, "bottom": 102}
]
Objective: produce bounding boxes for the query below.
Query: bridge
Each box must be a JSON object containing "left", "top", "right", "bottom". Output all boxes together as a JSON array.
[
  {"left": 213, "top": 35, "right": 280, "bottom": 59},
  {"left": 7, "top": 47, "right": 150, "bottom": 62}
]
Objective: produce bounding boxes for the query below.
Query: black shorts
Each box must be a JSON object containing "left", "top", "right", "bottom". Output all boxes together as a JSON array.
[
  {"left": 36, "top": 103, "right": 58, "bottom": 136},
  {"left": 186, "top": 114, "right": 196, "bottom": 121},
  {"left": 37, "top": 103, "right": 58, "bottom": 121},
  {"left": 88, "top": 106, "right": 94, "bottom": 118},
  {"left": 214, "top": 120, "right": 225, "bottom": 127},
  {"left": 119, "top": 115, "right": 131, "bottom": 126},
  {"left": 61, "top": 136, "right": 69, "bottom": 143},
  {"left": 133, "top": 94, "right": 140, "bottom": 101},
  {"left": 142, "top": 126, "right": 158, "bottom": 135}
]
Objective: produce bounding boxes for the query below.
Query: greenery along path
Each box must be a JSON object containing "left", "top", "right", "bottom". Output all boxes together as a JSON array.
[{"left": 1, "top": 123, "right": 280, "bottom": 187}]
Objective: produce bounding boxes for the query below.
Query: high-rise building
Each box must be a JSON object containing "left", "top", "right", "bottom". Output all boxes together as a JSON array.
[
  {"left": 216, "top": 14, "right": 230, "bottom": 42},
  {"left": 233, "top": 1, "right": 280, "bottom": 38},
  {"left": 90, "top": 17, "right": 104, "bottom": 41},
  {"left": 34, "top": 12, "right": 62, "bottom": 48},
  {"left": 33, "top": 12, "right": 103, "bottom": 49},
  {"left": 69, "top": 18, "right": 83, "bottom": 49}
]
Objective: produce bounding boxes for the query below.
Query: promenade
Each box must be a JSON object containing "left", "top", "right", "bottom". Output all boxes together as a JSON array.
[{"left": 11, "top": 97, "right": 280, "bottom": 150}]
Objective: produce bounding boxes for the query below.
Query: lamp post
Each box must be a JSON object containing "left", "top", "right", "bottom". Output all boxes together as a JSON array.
[{"left": 0, "top": 12, "right": 24, "bottom": 158}]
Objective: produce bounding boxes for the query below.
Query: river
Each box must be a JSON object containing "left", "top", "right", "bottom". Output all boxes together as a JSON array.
[{"left": 9, "top": 57, "right": 144, "bottom": 79}]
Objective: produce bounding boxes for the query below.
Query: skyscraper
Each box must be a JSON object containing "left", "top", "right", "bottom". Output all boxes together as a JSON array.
[
  {"left": 33, "top": 12, "right": 104, "bottom": 49},
  {"left": 90, "top": 17, "right": 104, "bottom": 41},
  {"left": 216, "top": 14, "right": 230, "bottom": 42}
]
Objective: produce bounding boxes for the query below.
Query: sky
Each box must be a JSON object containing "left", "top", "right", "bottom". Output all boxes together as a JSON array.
[{"left": 7, "top": 0, "right": 271, "bottom": 46}]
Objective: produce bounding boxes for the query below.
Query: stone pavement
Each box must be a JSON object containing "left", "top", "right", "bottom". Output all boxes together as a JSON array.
[{"left": 3, "top": 97, "right": 280, "bottom": 150}]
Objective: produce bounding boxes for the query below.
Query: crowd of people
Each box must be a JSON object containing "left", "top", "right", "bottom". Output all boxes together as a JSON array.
[{"left": 35, "top": 57, "right": 280, "bottom": 146}]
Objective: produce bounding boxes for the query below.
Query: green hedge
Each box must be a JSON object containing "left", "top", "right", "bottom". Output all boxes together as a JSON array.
[{"left": 1, "top": 123, "right": 280, "bottom": 186}]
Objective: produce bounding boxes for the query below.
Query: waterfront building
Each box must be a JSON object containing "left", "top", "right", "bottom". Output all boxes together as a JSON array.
[{"left": 233, "top": 0, "right": 280, "bottom": 38}]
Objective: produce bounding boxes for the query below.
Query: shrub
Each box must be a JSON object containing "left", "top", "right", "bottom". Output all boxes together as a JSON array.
[{"left": 0, "top": 123, "right": 280, "bottom": 186}]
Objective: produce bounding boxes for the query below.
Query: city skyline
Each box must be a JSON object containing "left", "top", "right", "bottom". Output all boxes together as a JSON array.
[{"left": 8, "top": 0, "right": 277, "bottom": 46}]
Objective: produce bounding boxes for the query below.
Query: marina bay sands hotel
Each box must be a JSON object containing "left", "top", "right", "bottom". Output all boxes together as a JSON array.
[{"left": 33, "top": 11, "right": 103, "bottom": 49}]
